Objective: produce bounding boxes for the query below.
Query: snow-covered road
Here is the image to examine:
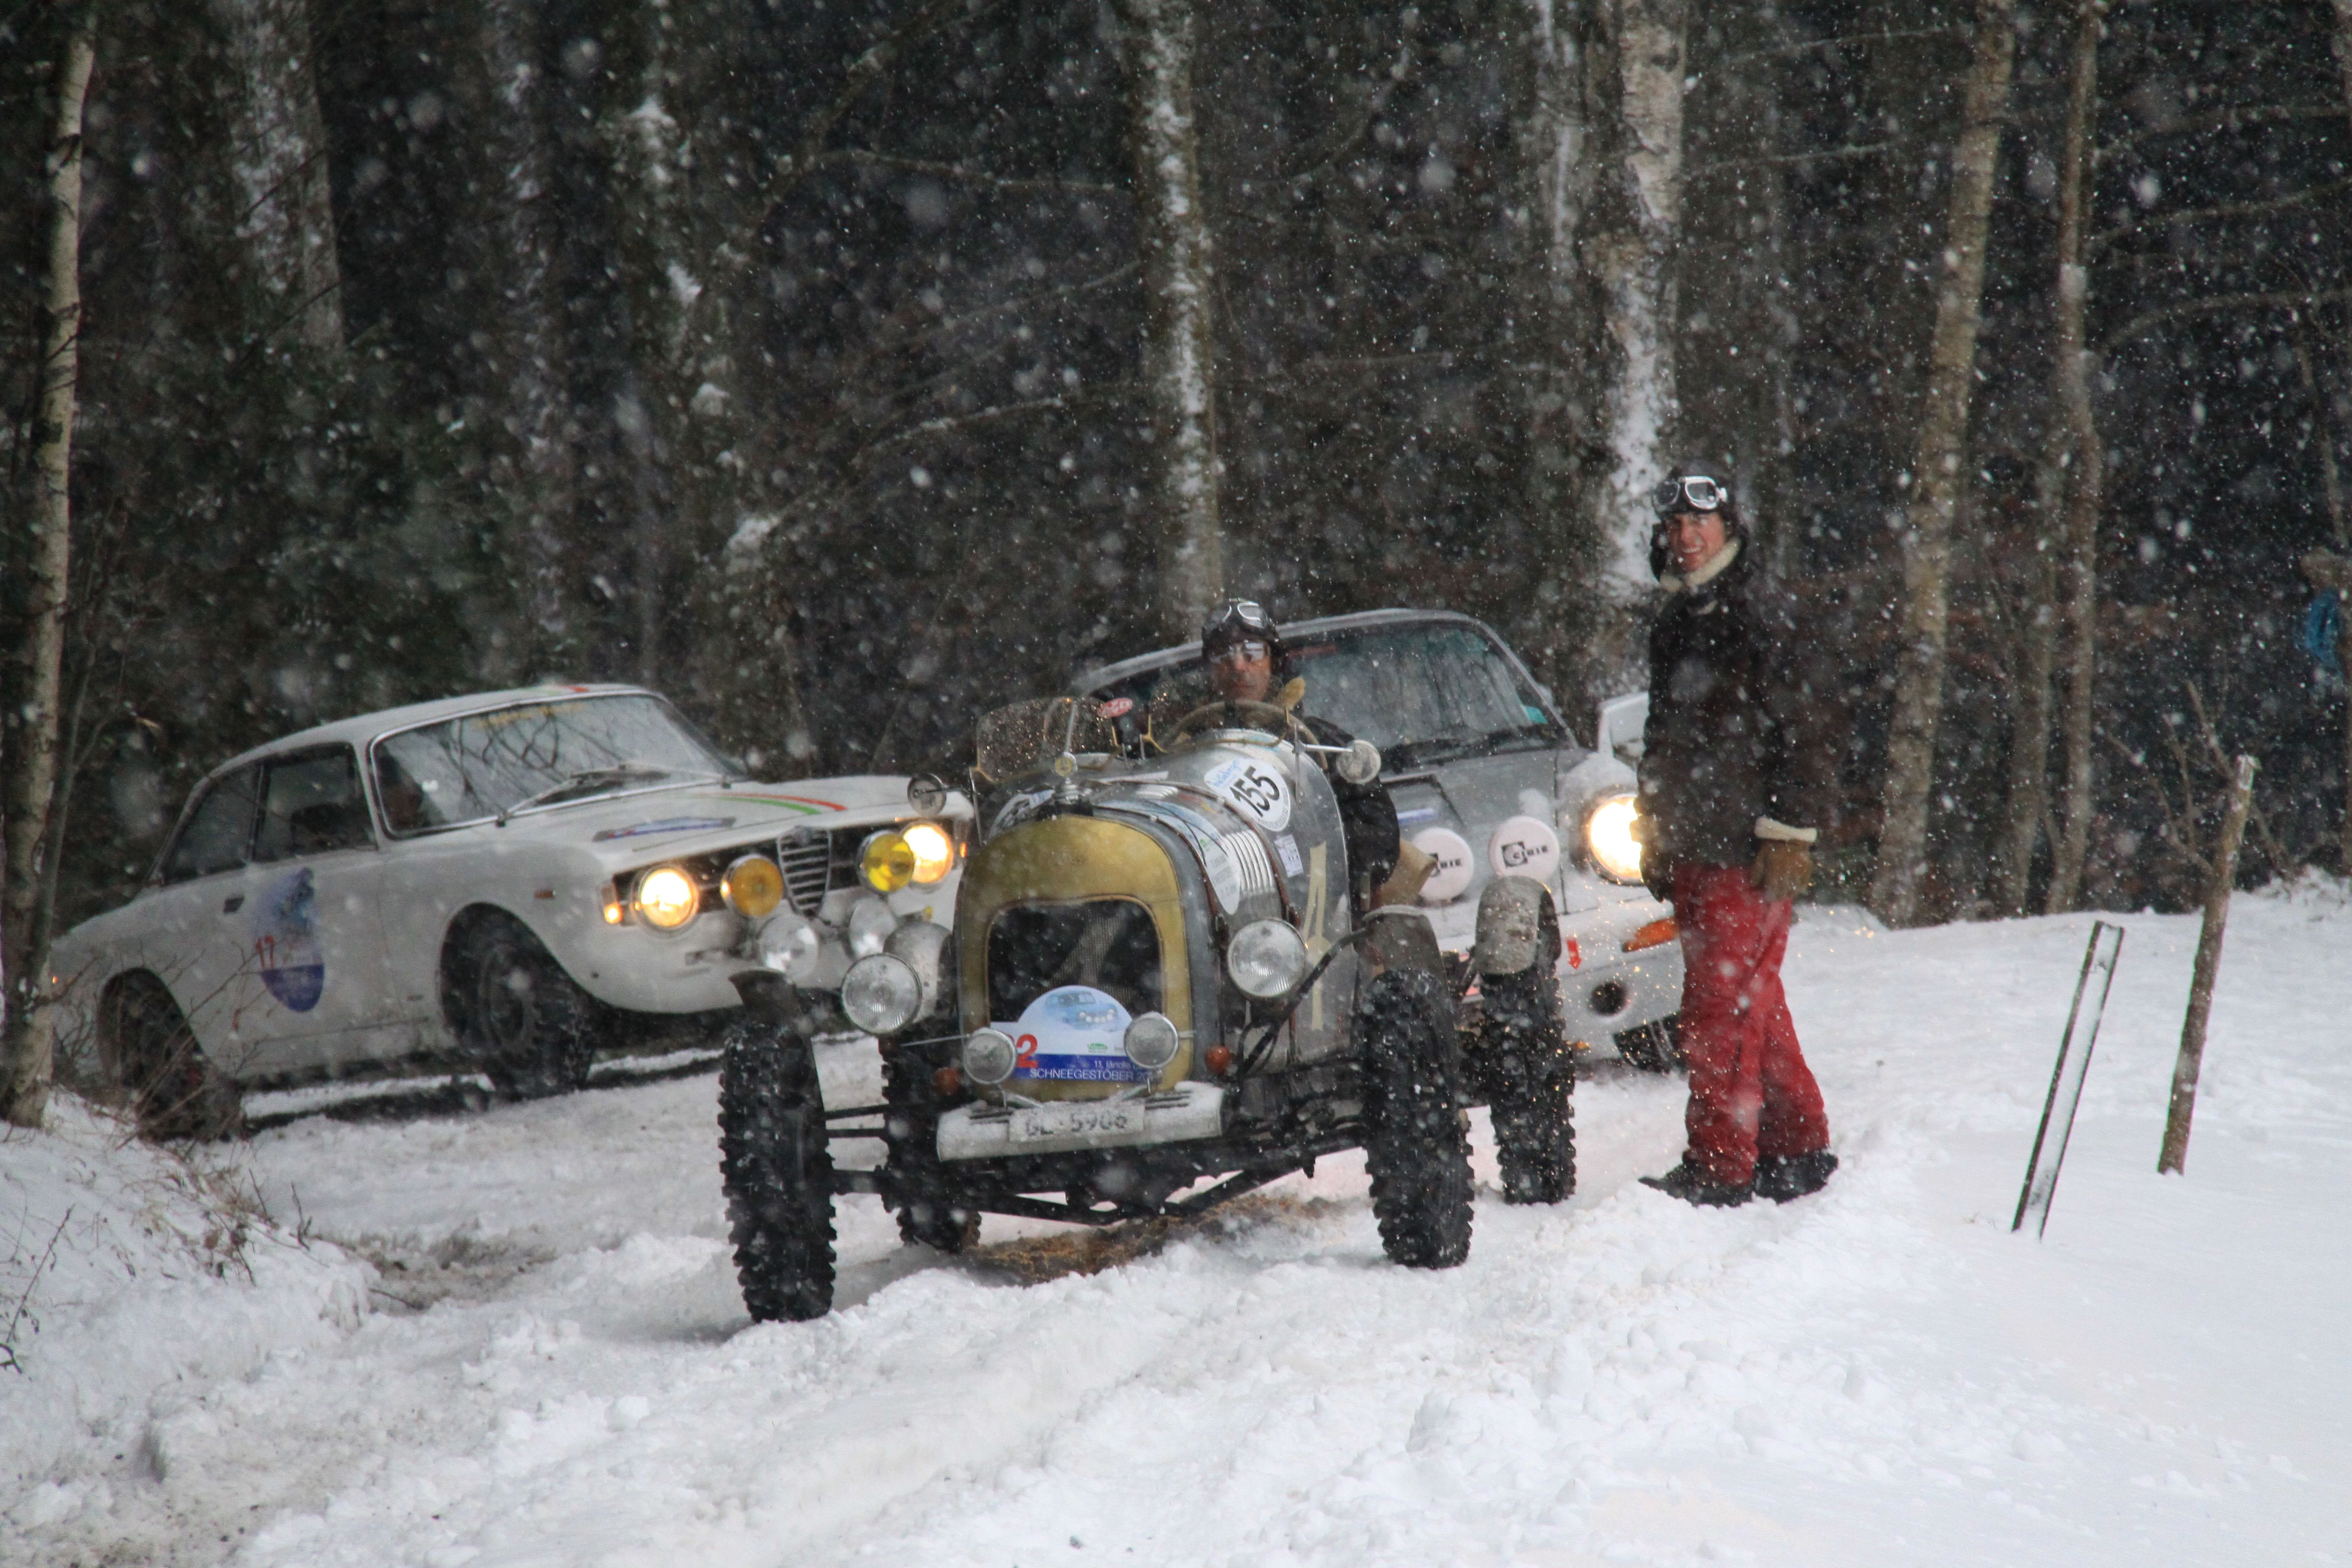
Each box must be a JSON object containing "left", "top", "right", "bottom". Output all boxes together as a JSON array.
[{"left": 8, "top": 890, "right": 2350, "bottom": 1567}]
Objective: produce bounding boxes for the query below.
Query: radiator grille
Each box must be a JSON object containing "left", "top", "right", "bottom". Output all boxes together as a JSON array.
[{"left": 778, "top": 831, "right": 834, "bottom": 915}]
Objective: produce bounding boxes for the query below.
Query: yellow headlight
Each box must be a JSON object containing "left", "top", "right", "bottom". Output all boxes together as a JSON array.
[
  {"left": 721, "top": 854, "right": 785, "bottom": 918},
  {"left": 635, "top": 865, "right": 700, "bottom": 929},
  {"left": 903, "top": 821, "right": 955, "bottom": 885},
  {"left": 1585, "top": 795, "right": 1645, "bottom": 884},
  {"left": 859, "top": 830, "right": 916, "bottom": 894}
]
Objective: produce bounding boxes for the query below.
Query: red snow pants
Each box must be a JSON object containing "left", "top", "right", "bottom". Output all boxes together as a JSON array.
[{"left": 1670, "top": 864, "right": 1830, "bottom": 1186}]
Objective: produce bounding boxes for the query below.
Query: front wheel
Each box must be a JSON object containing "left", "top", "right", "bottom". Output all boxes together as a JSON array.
[
  {"left": 1479, "top": 965, "right": 1575, "bottom": 1204},
  {"left": 717, "top": 1018, "right": 837, "bottom": 1322},
  {"left": 1359, "top": 968, "right": 1473, "bottom": 1269},
  {"left": 100, "top": 973, "right": 245, "bottom": 1141},
  {"left": 882, "top": 1048, "right": 979, "bottom": 1253},
  {"left": 443, "top": 913, "right": 600, "bottom": 1098}
]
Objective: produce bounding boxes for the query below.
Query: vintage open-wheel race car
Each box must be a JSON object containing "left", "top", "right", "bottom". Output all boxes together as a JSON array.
[{"left": 713, "top": 686, "right": 1588, "bottom": 1323}]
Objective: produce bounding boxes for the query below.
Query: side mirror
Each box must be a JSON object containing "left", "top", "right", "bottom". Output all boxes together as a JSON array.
[
  {"left": 907, "top": 774, "right": 949, "bottom": 813},
  {"left": 1335, "top": 737, "right": 1382, "bottom": 785}
]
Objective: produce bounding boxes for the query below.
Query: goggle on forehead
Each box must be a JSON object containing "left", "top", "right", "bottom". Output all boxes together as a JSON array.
[{"left": 1649, "top": 475, "right": 1727, "bottom": 516}]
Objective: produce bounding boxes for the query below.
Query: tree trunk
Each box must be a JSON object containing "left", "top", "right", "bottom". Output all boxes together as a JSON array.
[
  {"left": 1867, "top": 0, "right": 2018, "bottom": 928},
  {"left": 470, "top": 0, "right": 580, "bottom": 673},
  {"left": 1125, "top": 0, "right": 1223, "bottom": 639},
  {"left": 4, "top": 5, "right": 98, "bottom": 1128},
  {"left": 1998, "top": 0, "right": 2100, "bottom": 917},
  {"left": 1509, "top": 0, "right": 1607, "bottom": 697},
  {"left": 210, "top": 0, "right": 343, "bottom": 349},
  {"left": 2043, "top": 0, "right": 2107, "bottom": 914},
  {"left": 1589, "top": 0, "right": 1690, "bottom": 607}
]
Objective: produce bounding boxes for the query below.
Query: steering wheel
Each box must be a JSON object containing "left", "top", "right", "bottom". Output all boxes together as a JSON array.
[{"left": 1172, "top": 700, "right": 1294, "bottom": 739}]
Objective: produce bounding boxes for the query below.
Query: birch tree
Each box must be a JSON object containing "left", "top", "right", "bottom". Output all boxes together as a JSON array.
[
  {"left": 4, "top": 4, "right": 97, "bottom": 1127},
  {"left": 209, "top": 0, "right": 343, "bottom": 349},
  {"left": 1867, "top": 0, "right": 2018, "bottom": 927},
  {"left": 2041, "top": 0, "right": 2107, "bottom": 914},
  {"left": 1586, "top": 0, "right": 1689, "bottom": 612},
  {"left": 1125, "top": 0, "right": 1222, "bottom": 639}
]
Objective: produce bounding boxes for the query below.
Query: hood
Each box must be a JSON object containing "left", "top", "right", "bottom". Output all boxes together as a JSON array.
[{"left": 417, "top": 775, "right": 964, "bottom": 871}]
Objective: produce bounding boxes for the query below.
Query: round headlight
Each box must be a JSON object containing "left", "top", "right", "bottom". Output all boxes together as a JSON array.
[
  {"left": 963, "top": 1027, "right": 1017, "bottom": 1085},
  {"left": 902, "top": 821, "right": 956, "bottom": 885},
  {"left": 756, "top": 909, "right": 823, "bottom": 980},
  {"left": 1227, "top": 918, "right": 1308, "bottom": 999},
  {"left": 860, "top": 830, "right": 916, "bottom": 893},
  {"left": 1123, "top": 1011, "right": 1180, "bottom": 1071},
  {"left": 634, "top": 865, "right": 699, "bottom": 930},
  {"left": 841, "top": 953, "right": 923, "bottom": 1036},
  {"left": 721, "top": 854, "right": 784, "bottom": 918},
  {"left": 845, "top": 893, "right": 897, "bottom": 957},
  {"left": 1585, "top": 794, "right": 1645, "bottom": 884}
]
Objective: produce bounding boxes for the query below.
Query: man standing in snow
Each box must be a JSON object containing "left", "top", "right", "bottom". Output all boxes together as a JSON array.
[{"left": 1633, "top": 471, "right": 1840, "bottom": 1207}]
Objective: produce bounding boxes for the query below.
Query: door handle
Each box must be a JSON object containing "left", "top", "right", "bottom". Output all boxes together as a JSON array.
[{"left": 222, "top": 895, "right": 245, "bottom": 914}]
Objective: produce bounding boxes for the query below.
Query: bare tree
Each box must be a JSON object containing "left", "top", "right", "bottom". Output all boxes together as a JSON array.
[
  {"left": 1125, "top": 0, "right": 1223, "bottom": 638},
  {"left": 467, "top": 0, "right": 580, "bottom": 672},
  {"left": 209, "top": 0, "right": 343, "bottom": 349},
  {"left": 1868, "top": 0, "right": 2018, "bottom": 927},
  {"left": 2042, "top": 0, "right": 2109, "bottom": 914},
  {"left": 5, "top": 4, "right": 98, "bottom": 1127},
  {"left": 1996, "top": 0, "right": 2102, "bottom": 917},
  {"left": 1510, "top": 0, "right": 1607, "bottom": 693},
  {"left": 1588, "top": 0, "right": 1691, "bottom": 615}
]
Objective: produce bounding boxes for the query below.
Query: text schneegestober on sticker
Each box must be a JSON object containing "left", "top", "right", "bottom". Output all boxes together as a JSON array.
[{"left": 1202, "top": 755, "right": 1291, "bottom": 832}]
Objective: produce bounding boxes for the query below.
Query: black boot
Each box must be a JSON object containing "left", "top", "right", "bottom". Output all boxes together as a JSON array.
[
  {"left": 1753, "top": 1150, "right": 1838, "bottom": 1203},
  {"left": 1639, "top": 1161, "right": 1753, "bottom": 1208}
]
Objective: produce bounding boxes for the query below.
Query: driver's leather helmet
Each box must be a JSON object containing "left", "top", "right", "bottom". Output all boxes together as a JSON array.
[{"left": 1201, "top": 598, "right": 1291, "bottom": 683}]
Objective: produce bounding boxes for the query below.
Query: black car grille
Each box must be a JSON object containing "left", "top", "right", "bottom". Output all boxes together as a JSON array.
[{"left": 777, "top": 830, "right": 839, "bottom": 915}]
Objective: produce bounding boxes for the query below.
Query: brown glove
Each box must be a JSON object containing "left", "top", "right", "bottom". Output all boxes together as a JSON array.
[{"left": 1750, "top": 838, "right": 1813, "bottom": 903}]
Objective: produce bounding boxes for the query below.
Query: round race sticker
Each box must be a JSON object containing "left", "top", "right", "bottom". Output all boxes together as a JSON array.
[
  {"left": 1413, "top": 827, "right": 1474, "bottom": 904},
  {"left": 1488, "top": 814, "right": 1562, "bottom": 884},
  {"left": 1203, "top": 756, "right": 1292, "bottom": 832}
]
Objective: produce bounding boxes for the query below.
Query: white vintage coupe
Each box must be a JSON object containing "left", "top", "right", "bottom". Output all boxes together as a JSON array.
[{"left": 49, "top": 685, "right": 968, "bottom": 1130}]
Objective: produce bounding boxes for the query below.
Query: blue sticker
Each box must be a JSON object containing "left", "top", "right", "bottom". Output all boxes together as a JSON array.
[
  {"left": 250, "top": 868, "right": 324, "bottom": 1012},
  {"left": 997, "top": 984, "right": 1149, "bottom": 1083},
  {"left": 591, "top": 816, "right": 735, "bottom": 842}
]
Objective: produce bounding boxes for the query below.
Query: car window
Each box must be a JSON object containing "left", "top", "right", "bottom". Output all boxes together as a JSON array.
[
  {"left": 1090, "top": 623, "right": 1565, "bottom": 767},
  {"left": 372, "top": 693, "right": 734, "bottom": 833},
  {"left": 252, "top": 746, "right": 373, "bottom": 862},
  {"left": 160, "top": 765, "right": 261, "bottom": 882}
]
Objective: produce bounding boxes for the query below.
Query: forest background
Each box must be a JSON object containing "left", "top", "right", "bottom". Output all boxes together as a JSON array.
[{"left": 4, "top": 0, "right": 2352, "bottom": 973}]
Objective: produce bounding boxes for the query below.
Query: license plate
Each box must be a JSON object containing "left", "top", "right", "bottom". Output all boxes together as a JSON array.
[{"left": 1010, "top": 1099, "right": 1145, "bottom": 1144}]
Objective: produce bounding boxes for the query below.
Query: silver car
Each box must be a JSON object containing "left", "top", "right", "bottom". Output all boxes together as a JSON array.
[
  {"left": 1078, "top": 609, "right": 1684, "bottom": 1068},
  {"left": 49, "top": 685, "right": 969, "bottom": 1131}
]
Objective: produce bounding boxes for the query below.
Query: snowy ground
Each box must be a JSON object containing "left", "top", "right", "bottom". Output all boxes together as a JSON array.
[{"left": 6, "top": 886, "right": 2350, "bottom": 1567}]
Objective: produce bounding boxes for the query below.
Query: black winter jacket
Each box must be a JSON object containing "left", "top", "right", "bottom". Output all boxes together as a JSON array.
[{"left": 1638, "top": 540, "right": 1841, "bottom": 868}]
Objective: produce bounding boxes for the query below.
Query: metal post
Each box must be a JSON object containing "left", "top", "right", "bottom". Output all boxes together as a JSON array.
[
  {"left": 2013, "top": 920, "right": 2126, "bottom": 1237},
  {"left": 2158, "top": 753, "right": 2256, "bottom": 1176}
]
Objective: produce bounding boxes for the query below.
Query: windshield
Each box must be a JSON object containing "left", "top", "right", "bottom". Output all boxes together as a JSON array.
[
  {"left": 1088, "top": 622, "right": 1566, "bottom": 767},
  {"left": 371, "top": 694, "right": 735, "bottom": 833}
]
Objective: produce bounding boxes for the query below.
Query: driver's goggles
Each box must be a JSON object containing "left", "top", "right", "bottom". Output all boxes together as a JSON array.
[
  {"left": 1649, "top": 475, "right": 1727, "bottom": 516},
  {"left": 1209, "top": 639, "right": 1270, "bottom": 664}
]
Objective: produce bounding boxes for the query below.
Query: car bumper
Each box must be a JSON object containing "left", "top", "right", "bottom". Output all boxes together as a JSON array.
[{"left": 936, "top": 1083, "right": 1227, "bottom": 1160}]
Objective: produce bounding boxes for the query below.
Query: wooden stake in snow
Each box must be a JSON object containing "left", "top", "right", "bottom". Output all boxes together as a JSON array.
[
  {"left": 2157, "top": 753, "right": 2256, "bottom": 1176},
  {"left": 2013, "top": 920, "right": 2124, "bottom": 1238}
]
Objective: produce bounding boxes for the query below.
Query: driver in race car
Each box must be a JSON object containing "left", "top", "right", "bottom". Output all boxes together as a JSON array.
[{"left": 1195, "top": 599, "right": 1411, "bottom": 908}]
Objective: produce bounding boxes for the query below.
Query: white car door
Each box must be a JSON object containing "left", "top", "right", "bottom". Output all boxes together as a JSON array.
[
  {"left": 133, "top": 763, "right": 280, "bottom": 1077},
  {"left": 230, "top": 744, "right": 398, "bottom": 1070}
]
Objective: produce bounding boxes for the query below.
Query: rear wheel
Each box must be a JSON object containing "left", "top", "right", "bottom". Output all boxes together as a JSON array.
[
  {"left": 443, "top": 912, "right": 600, "bottom": 1099},
  {"left": 1359, "top": 968, "right": 1473, "bottom": 1269},
  {"left": 717, "top": 1017, "right": 837, "bottom": 1322},
  {"left": 99, "top": 973, "right": 244, "bottom": 1141},
  {"left": 1615, "top": 1015, "right": 1686, "bottom": 1074},
  {"left": 882, "top": 1048, "right": 979, "bottom": 1252},
  {"left": 1478, "top": 965, "right": 1575, "bottom": 1204}
]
